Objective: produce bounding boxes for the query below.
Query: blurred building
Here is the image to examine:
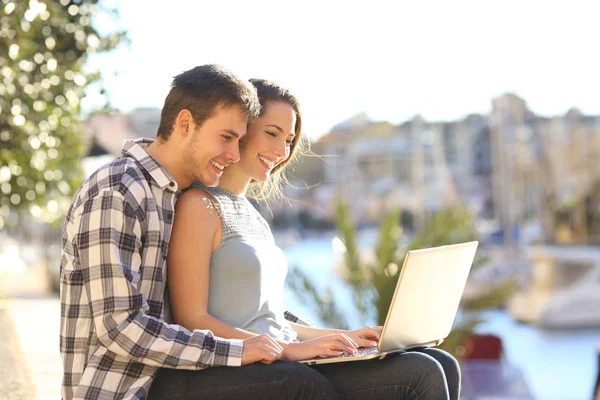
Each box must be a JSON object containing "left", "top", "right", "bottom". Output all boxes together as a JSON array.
[
  {"left": 84, "top": 107, "right": 161, "bottom": 156},
  {"left": 288, "top": 94, "right": 600, "bottom": 235},
  {"left": 490, "top": 94, "right": 600, "bottom": 245},
  {"left": 305, "top": 112, "right": 493, "bottom": 226}
]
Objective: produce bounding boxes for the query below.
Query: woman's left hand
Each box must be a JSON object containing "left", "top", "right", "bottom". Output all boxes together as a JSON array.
[{"left": 344, "top": 326, "right": 383, "bottom": 348}]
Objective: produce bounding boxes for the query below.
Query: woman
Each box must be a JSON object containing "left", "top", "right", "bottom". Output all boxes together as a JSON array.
[{"left": 166, "top": 79, "right": 461, "bottom": 399}]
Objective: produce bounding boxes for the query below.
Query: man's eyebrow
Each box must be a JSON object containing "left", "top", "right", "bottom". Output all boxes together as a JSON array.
[{"left": 223, "top": 129, "right": 241, "bottom": 138}]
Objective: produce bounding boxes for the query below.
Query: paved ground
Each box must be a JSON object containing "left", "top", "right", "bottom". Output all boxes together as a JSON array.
[{"left": 0, "top": 297, "right": 62, "bottom": 400}]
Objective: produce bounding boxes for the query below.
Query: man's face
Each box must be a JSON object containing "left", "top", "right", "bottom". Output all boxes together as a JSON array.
[{"left": 181, "top": 104, "right": 248, "bottom": 187}]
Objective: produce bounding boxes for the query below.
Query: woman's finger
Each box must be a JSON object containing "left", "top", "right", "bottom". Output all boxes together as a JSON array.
[
  {"left": 326, "top": 339, "right": 356, "bottom": 353},
  {"left": 362, "top": 329, "right": 381, "bottom": 341},
  {"left": 324, "top": 349, "right": 344, "bottom": 357},
  {"left": 337, "top": 334, "right": 358, "bottom": 349},
  {"left": 355, "top": 337, "right": 378, "bottom": 348}
]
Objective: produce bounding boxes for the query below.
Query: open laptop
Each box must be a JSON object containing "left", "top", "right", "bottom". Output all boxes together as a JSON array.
[{"left": 300, "top": 241, "right": 478, "bottom": 365}]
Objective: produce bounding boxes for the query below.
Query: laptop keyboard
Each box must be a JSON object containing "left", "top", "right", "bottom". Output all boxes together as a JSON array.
[{"left": 340, "top": 346, "right": 379, "bottom": 358}]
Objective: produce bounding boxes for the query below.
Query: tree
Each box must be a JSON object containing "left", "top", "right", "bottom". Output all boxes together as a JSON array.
[
  {"left": 287, "top": 198, "right": 516, "bottom": 358},
  {"left": 0, "top": 0, "right": 126, "bottom": 229}
]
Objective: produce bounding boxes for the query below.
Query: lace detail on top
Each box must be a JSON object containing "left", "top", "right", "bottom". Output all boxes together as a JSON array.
[{"left": 189, "top": 184, "right": 273, "bottom": 245}]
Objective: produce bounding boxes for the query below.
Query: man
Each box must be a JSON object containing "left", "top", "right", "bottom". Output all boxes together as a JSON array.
[{"left": 60, "top": 65, "right": 338, "bottom": 400}]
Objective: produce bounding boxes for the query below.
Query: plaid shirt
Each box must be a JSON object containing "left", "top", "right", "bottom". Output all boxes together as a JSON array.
[{"left": 60, "top": 139, "right": 311, "bottom": 399}]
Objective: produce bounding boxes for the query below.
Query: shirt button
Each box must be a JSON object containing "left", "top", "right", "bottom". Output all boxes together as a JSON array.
[{"left": 169, "top": 182, "right": 175, "bottom": 187}]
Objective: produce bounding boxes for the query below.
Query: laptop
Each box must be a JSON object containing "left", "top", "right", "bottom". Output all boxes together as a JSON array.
[{"left": 300, "top": 241, "right": 479, "bottom": 365}]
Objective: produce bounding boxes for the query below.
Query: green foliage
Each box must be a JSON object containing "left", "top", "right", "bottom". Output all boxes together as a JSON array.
[
  {"left": 287, "top": 265, "right": 350, "bottom": 330},
  {"left": 334, "top": 200, "right": 373, "bottom": 322},
  {"left": 287, "top": 198, "right": 516, "bottom": 358},
  {"left": 0, "top": 0, "right": 127, "bottom": 228}
]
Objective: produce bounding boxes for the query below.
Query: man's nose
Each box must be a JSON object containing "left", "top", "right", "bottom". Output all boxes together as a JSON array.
[{"left": 226, "top": 144, "right": 240, "bottom": 163}]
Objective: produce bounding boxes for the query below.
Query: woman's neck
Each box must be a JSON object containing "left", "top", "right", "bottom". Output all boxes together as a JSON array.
[{"left": 217, "top": 164, "right": 251, "bottom": 196}]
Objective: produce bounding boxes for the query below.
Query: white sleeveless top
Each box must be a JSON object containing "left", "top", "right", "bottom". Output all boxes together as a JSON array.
[{"left": 183, "top": 183, "right": 297, "bottom": 342}]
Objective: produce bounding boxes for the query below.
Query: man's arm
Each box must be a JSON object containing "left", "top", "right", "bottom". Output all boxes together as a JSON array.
[{"left": 75, "top": 189, "right": 243, "bottom": 369}]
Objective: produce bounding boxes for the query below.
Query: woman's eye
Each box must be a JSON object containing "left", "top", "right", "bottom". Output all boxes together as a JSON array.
[{"left": 266, "top": 131, "right": 277, "bottom": 137}]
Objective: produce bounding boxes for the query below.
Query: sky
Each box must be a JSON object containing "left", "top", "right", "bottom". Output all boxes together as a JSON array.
[{"left": 86, "top": 0, "right": 600, "bottom": 140}]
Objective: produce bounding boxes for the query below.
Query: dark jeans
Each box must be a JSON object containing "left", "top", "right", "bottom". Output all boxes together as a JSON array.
[{"left": 148, "top": 348, "right": 460, "bottom": 400}]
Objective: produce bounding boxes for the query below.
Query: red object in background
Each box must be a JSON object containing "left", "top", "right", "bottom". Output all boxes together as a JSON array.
[
  {"left": 460, "top": 334, "right": 535, "bottom": 399},
  {"left": 463, "top": 334, "right": 504, "bottom": 361}
]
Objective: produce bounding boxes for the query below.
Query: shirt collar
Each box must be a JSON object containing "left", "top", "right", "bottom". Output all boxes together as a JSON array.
[{"left": 121, "top": 138, "right": 179, "bottom": 192}]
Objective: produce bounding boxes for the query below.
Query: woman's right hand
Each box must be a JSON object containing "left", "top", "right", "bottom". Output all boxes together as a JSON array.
[{"left": 283, "top": 334, "right": 359, "bottom": 361}]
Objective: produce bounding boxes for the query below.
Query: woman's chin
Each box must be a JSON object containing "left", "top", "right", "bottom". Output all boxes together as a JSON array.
[{"left": 253, "top": 172, "right": 270, "bottom": 182}]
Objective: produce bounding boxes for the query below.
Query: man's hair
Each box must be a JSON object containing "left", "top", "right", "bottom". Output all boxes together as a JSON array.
[
  {"left": 156, "top": 65, "right": 260, "bottom": 140},
  {"left": 246, "top": 78, "right": 308, "bottom": 201}
]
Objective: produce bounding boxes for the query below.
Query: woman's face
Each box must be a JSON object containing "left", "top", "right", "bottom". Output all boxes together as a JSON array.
[{"left": 237, "top": 101, "right": 296, "bottom": 182}]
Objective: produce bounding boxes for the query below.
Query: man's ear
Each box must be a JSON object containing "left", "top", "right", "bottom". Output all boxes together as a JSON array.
[{"left": 174, "top": 109, "right": 194, "bottom": 137}]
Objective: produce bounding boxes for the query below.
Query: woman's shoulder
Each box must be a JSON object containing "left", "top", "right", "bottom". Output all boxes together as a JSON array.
[{"left": 176, "top": 186, "right": 221, "bottom": 222}]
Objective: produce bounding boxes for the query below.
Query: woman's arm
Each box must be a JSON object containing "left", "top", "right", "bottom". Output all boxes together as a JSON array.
[
  {"left": 289, "top": 322, "right": 344, "bottom": 341},
  {"left": 290, "top": 322, "right": 382, "bottom": 348},
  {"left": 168, "top": 188, "right": 258, "bottom": 341},
  {"left": 168, "top": 189, "right": 364, "bottom": 360}
]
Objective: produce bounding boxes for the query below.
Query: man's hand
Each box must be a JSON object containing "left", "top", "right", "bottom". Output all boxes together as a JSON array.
[
  {"left": 241, "top": 334, "right": 284, "bottom": 365},
  {"left": 344, "top": 326, "right": 383, "bottom": 348},
  {"left": 282, "top": 334, "right": 359, "bottom": 361}
]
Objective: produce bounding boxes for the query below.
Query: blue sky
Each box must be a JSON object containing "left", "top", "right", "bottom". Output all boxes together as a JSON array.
[{"left": 85, "top": 0, "right": 600, "bottom": 139}]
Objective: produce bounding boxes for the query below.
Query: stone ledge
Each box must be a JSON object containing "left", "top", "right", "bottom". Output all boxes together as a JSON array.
[{"left": 0, "top": 309, "right": 36, "bottom": 400}]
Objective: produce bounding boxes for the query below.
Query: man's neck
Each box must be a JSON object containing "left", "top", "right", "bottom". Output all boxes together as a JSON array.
[{"left": 146, "top": 140, "right": 191, "bottom": 189}]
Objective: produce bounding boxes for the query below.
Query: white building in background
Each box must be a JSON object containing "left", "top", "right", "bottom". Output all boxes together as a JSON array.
[
  {"left": 314, "top": 112, "right": 492, "bottom": 224},
  {"left": 305, "top": 93, "right": 600, "bottom": 233},
  {"left": 84, "top": 108, "right": 161, "bottom": 156}
]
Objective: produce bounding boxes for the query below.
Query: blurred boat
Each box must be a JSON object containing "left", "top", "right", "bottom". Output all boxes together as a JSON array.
[
  {"left": 538, "top": 264, "right": 600, "bottom": 329},
  {"left": 509, "top": 246, "right": 600, "bottom": 329}
]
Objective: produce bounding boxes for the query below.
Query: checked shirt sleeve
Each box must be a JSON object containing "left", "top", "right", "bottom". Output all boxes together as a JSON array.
[{"left": 74, "top": 190, "right": 243, "bottom": 368}]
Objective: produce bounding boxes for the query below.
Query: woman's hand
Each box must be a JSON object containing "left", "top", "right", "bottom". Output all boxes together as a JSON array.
[
  {"left": 282, "top": 333, "right": 359, "bottom": 361},
  {"left": 344, "top": 326, "right": 383, "bottom": 348}
]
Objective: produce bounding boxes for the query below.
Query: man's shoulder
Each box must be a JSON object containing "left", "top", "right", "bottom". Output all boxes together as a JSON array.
[{"left": 71, "top": 156, "right": 151, "bottom": 212}]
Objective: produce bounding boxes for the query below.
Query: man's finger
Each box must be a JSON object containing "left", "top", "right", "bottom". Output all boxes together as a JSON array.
[
  {"left": 260, "top": 349, "right": 279, "bottom": 363},
  {"left": 263, "top": 342, "right": 283, "bottom": 357},
  {"left": 265, "top": 336, "right": 284, "bottom": 352}
]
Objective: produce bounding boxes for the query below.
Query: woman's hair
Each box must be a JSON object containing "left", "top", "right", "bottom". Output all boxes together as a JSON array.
[{"left": 246, "top": 79, "right": 308, "bottom": 201}]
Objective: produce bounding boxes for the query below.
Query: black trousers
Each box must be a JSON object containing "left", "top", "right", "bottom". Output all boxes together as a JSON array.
[{"left": 147, "top": 348, "right": 460, "bottom": 400}]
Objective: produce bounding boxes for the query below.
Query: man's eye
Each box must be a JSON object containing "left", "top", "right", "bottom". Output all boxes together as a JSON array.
[{"left": 222, "top": 135, "right": 233, "bottom": 141}]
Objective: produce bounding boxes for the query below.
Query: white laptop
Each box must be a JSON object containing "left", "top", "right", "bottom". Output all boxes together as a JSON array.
[{"left": 300, "top": 241, "right": 478, "bottom": 365}]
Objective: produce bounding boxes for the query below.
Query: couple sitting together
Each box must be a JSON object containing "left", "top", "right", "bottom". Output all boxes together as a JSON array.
[{"left": 60, "top": 64, "right": 460, "bottom": 399}]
